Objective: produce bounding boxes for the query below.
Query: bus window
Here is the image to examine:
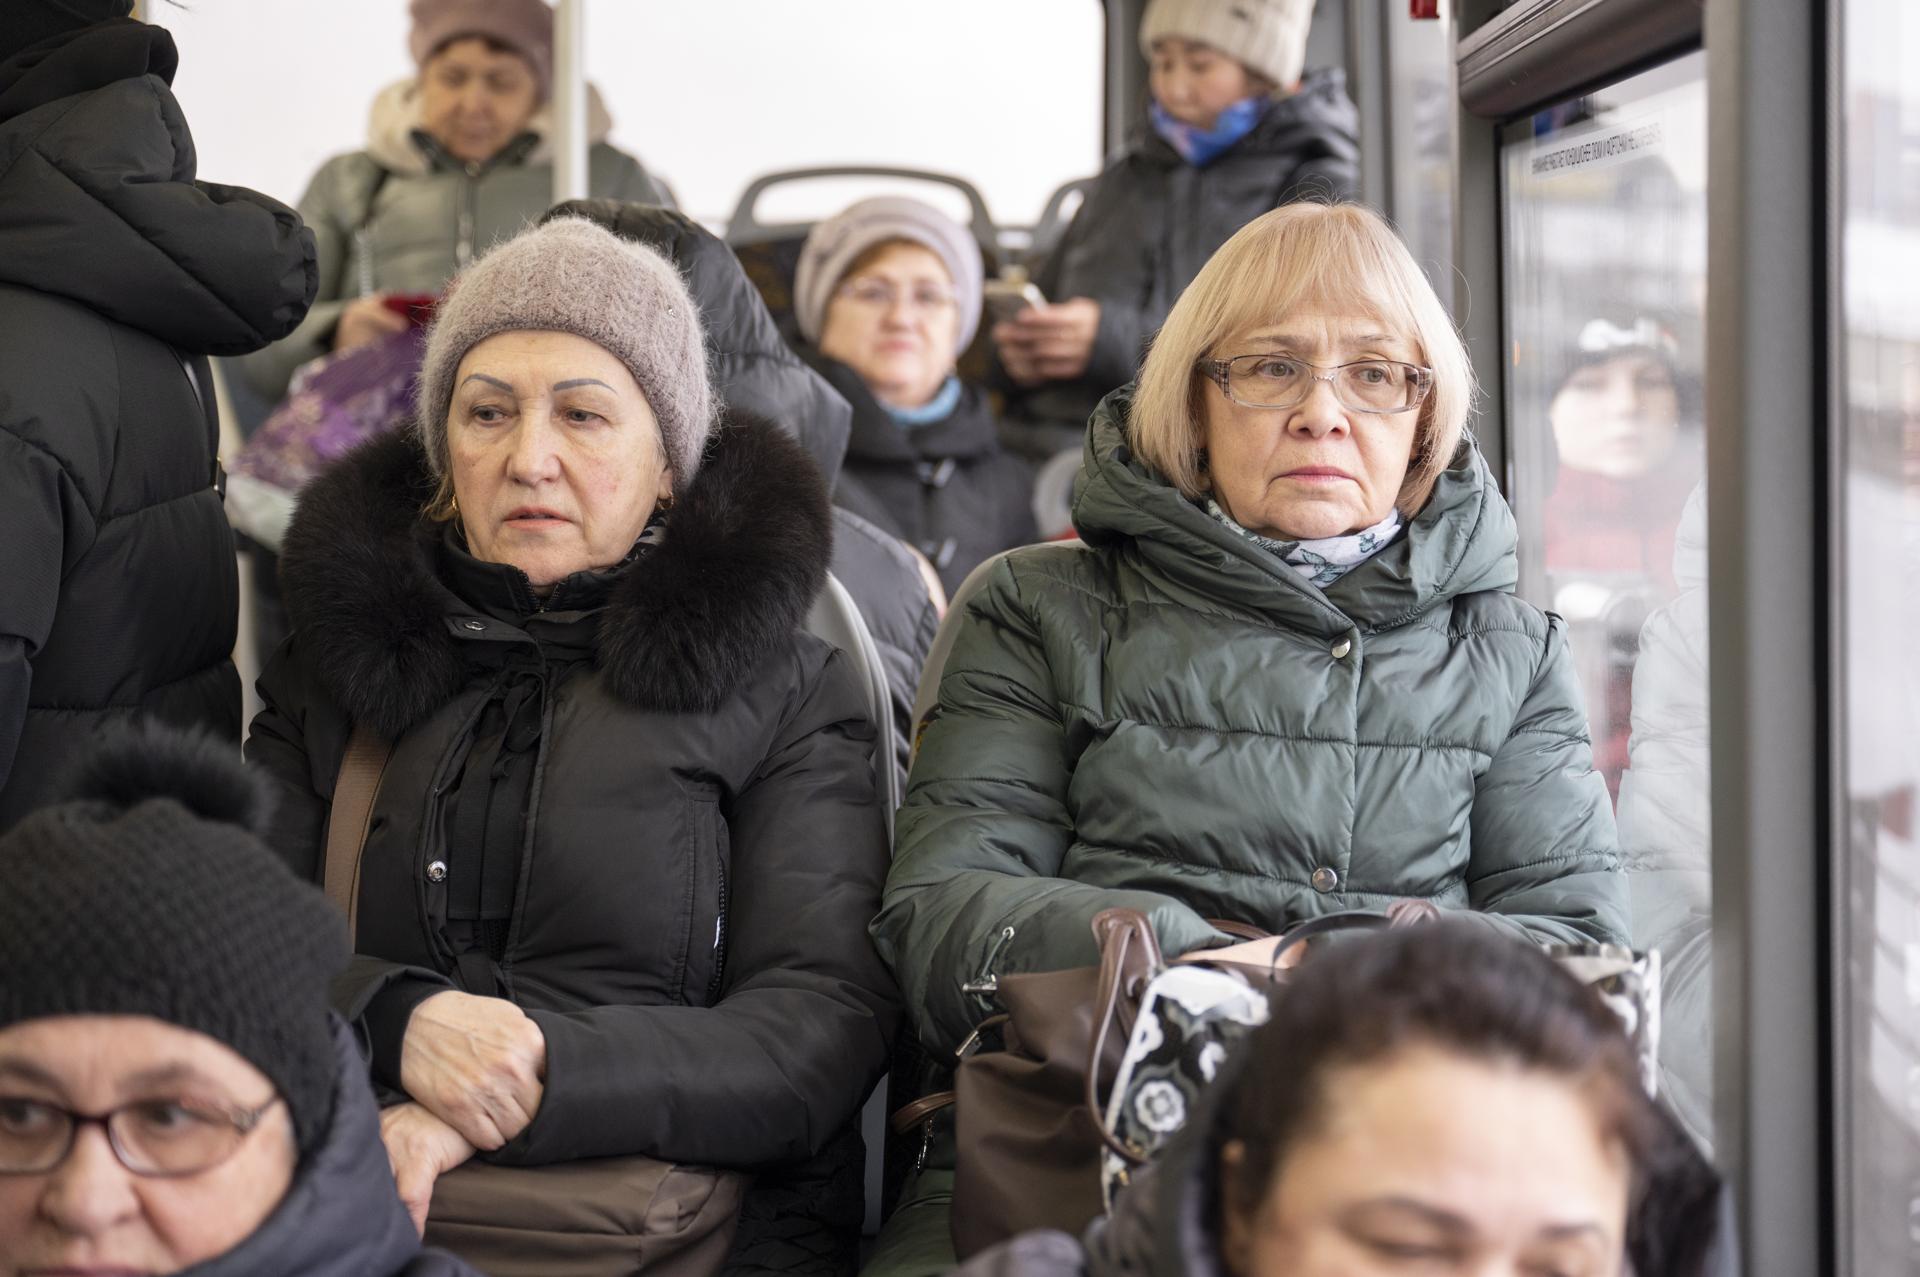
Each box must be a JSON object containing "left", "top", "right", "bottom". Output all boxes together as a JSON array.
[
  {"left": 1499, "top": 53, "right": 1711, "bottom": 1148},
  {"left": 1836, "top": 0, "right": 1920, "bottom": 1265},
  {"left": 584, "top": 1, "right": 1105, "bottom": 230}
]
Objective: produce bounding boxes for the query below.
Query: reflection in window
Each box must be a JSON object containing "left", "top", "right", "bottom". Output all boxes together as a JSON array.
[
  {"left": 1500, "top": 55, "right": 1712, "bottom": 1150},
  {"left": 1839, "top": 0, "right": 1920, "bottom": 1267}
]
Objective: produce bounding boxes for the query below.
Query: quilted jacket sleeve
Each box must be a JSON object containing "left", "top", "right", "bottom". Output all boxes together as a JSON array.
[
  {"left": 1466, "top": 615, "right": 1631, "bottom": 946},
  {"left": 236, "top": 155, "right": 357, "bottom": 402},
  {"left": 872, "top": 558, "right": 1225, "bottom": 1058}
]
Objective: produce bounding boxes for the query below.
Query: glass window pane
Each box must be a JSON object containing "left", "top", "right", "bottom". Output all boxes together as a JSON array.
[
  {"left": 1500, "top": 55, "right": 1712, "bottom": 1148},
  {"left": 1838, "top": 0, "right": 1920, "bottom": 1268},
  {"left": 1384, "top": 0, "right": 1455, "bottom": 303},
  {"left": 586, "top": 0, "right": 1105, "bottom": 229}
]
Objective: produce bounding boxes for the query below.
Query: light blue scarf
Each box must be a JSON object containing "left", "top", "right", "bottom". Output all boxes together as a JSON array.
[
  {"left": 1150, "top": 96, "right": 1268, "bottom": 167},
  {"left": 1206, "top": 499, "right": 1404, "bottom": 588},
  {"left": 885, "top": 376, "right": 963, "bottom": 429}
]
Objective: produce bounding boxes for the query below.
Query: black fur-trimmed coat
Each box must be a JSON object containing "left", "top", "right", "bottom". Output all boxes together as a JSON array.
[{"left": 245, "top": 413, "right": 899, "bottom": 1189}]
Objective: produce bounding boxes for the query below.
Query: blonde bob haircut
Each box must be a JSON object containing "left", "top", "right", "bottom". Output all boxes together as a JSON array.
[{"left": 1128, "top": 203, "right": 1474, "bottom": 516}]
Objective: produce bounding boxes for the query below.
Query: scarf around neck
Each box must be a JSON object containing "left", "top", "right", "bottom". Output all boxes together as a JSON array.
[
  {"left": 1205, "top": 499, "right": 1404, "bottom": 588},
  {"left": 1150, "top": 95, "right": 1267, "bottom": 167},
  {"left": 884, "top": 375, "right": 964, "bottom": 429}
]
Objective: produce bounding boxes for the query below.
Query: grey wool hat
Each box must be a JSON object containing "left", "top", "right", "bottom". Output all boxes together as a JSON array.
[
  {"left": 417, "top": 216, "right": 716, "bottom": 490},
  {"left": 793, "top": 196, "right": 986, "bottom": 354},
  {"left": 1138, "top": 0, "right": 1314, "bottom": 90}
]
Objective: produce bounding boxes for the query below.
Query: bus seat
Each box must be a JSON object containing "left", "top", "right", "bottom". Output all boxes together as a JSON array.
[
  {"left": 908, "top": 541, "right": 1088, "bottom": 751},
  {"left": 806, "top": 572, "right": 902, "bottom": 830},
  {"left": 1029, "top": 445, "right": 1084, "bottom": 540},
  {"left": 1025, "top": 176, "right": 1095, "bottom": 269}
]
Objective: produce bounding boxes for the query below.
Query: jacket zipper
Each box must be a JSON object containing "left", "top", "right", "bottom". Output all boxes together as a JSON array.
[
  {"left": 704, "top": 846, "right": 729, "bottom": 1004},
  {"left": 962, "top": 924, "right": 1017, "bottom": 996}
]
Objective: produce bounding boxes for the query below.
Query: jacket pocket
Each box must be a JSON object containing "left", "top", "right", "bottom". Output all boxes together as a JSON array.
[{"left": 679, "top": 784, "right": 730, "bottom": 1007}]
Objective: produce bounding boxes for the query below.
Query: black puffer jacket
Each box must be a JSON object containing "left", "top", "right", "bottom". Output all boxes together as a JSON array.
[
  {"left": 1007, "top": 70, "right": 1360, "bottom": 451},
  {"left": 807, "top": 354, "right": 1037, "bottom": 597},
  {"left": 0, "top": 20, "right": 315, "bottom": 830},
  {"left": 547, "top": 199, "right": 940, "bottom": 788},
  {"left": 246, "top": 416, "right": 899, "bottom": 1251},
  {"left": 187, "top": 1019, "right": 481, "bottom": 1277}
]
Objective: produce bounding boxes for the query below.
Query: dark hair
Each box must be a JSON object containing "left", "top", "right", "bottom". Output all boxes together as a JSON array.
[{"left": 1218, "top": 922, "right": 1665, "bottom": 1218}]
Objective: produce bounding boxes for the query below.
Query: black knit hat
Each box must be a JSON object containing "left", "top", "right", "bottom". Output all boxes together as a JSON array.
[{"left": 0, "top": 722, "right": 349, "bottom": 1157}]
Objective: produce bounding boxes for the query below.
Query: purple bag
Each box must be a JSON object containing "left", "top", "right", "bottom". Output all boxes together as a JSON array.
[{"left": 226, "top": 326, "right": 426, "bottom": 549}]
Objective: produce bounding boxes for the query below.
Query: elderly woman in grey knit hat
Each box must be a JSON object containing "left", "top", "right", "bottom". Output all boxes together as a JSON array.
[
  {"left": 794, "top": 196, "right": 1036, "bottom": 595},
  {"left": 245, "top": 217, "right": 899, "bottom": 1266}
]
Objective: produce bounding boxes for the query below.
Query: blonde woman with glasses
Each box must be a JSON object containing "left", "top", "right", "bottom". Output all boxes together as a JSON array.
[{"left": 877, "top": 198, "right": 1628, "bottom": 1127}]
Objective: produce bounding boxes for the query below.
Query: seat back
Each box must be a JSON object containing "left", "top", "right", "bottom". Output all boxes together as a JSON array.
[
  {"left": 725, "top": 165, "right": 998, "bottom": 252},
  {"left": 1024, "top": 175, "right": 1096, "bottom": 269},
  {"left": 806, "top": 572, "right": 902, "bottom": 830}
]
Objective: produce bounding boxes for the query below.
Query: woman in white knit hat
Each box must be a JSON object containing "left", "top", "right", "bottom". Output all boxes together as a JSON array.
[
  {"left": 992, "top": 0, "right": 1360, "bottom": 460},
  {"left": 246, "top": 217, "right": 899, "bottom": 1274},
  {"left": 794, "top": 196, "right": 1038, "bottom": 595}
]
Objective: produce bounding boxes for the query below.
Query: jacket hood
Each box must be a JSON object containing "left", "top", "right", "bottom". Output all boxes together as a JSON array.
[
  {"left": 365, "top": 77, "right": 615, "bottom": 177},
  {"left": 1072, "top": 387, "right": 1517, "bottom": 635},
  {"left": 0, "top": 34, "right": 316, "bottom": 353},
  {"left": 545, "top": 198, "right": 855, "bottom": 489},
  {"left": 184, "top": 1018, "right": 458, "bottom": 1277},
  {"left": 1080, "top": 1047, "right": 1732, "bottom": 1277},
  {"left": 280, "top": 410, "right": 833, "bottom": 737},
  {"left": 1132, "top": 66, "right": 1360, "bottom": 169}
]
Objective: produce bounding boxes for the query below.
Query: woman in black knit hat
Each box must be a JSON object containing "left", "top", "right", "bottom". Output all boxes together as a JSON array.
[{"left": 0, "top": 723, "right": 478, "bottom": 1277}]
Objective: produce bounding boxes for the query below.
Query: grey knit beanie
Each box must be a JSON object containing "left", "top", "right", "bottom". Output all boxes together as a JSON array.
[
  {"left": 793, "top": 196, "right": 985, "bottom": 354},
  {"left": 417, "top": 216, "right": 715, "bottom": 489},
  {"left": 1139, "top": 0, "right": 1314, "bottom": 90},
  {"left": 409, "top": 0, "right": 554, "bottom": 100}
]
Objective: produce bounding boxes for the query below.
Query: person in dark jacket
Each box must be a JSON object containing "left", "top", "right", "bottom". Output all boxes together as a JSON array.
[
  {"left": 794, "top": 197, "right": 1038, "bottom": 595},
  {"left": 953, "top": 923, "right": 1730, "bottom": 1277},
  {"left": 0, "top": 722, "right": 479, "bottom": 1276},
  {"left": 0, "top": 1, "right": 318, "bottom": 832},
  {"left": 865, "top": 205, "right": 1626, "bottom": 1277},
  {"left": 995, "top": 0, "right": 1360, "bottom": 458},
  {"left": 546, "top": 198, "right": 941, "bottom": 794},
  {"left": 245, "top": 217, "right": 899, "bottom": 1268}
]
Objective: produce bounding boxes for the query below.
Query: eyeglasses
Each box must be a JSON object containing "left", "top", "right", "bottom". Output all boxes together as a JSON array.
[
  {"left": 1199, "top": 354, "right": 1434, "bottom": 414},
  {"left": 0, "top": 1094, "right": 281, "bottom": 1177},
  {"left": 835, "top": 278, "right": 960, "bottom": 314}
]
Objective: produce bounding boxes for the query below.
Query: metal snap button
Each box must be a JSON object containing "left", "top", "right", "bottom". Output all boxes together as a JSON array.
[
  {"left": 462, "top": 620, "right": 486, "bottom": 632},
  {"left": 1331, "top": 638, "right": 1352, "bottom": 659},
  {"left": 426, "top": 860, "right": 448, "bottom": 883},
  {"left": 1311, "top": 866, "right": 1339, "bottom": 893}
]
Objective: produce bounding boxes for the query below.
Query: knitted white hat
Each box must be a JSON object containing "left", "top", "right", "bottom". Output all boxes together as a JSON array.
[
  {"left": 416, "top": 217, "right": 714, "bottom": 490},
  {"left": 793, "top": 196, "right": 986, "bottom": 355},
  {"left": 1138, "top": 0, "right": 1315, "bottom": 90}
]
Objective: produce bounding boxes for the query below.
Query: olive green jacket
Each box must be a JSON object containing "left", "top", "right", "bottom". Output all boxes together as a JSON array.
[
  {"left": 874, "top": 389, "right": 1629, "bottom": 1055},
  {"left": 237, "top": 81, "right": 662, "bottom": 402}
]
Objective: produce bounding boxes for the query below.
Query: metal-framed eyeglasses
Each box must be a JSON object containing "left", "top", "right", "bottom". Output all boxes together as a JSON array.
[
  {"left": 1199, "top": 354, "right": 1434, "bottom": 414},
  {"left": 0, "top": 1093, "right": 282, "bottom": 1177},
  {"left": 835, "top": 277, "right": 960, "bottom": 314}
]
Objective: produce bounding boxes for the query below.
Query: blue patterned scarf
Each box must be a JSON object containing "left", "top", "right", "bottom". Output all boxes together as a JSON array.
[
  {"left": 1206, "top": 499, "right": 1404, "bottom": 588},
  {"left": 885, "top": 376, "right": 963, "bottom": 428},
  {"left": 1150, "top": 95, "right": 1268, "bottom": 167}
]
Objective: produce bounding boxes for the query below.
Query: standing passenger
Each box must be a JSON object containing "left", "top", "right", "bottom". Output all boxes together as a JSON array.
[
  {"left": 236, "top": 0, "right": 667, "bottom": 405},
  {"left": 865, "top": 205, "right": 1625, "bottom": 1277},
  {"left": 796, "top": 197, "right": 1038, "bottom": 596},
  {"left": 246, "top": 218, "right": 899, "bottom": 1272},
  {"left": 0, "top": 0, "right": 316, "bottom": 831},
  {"left": 995, "top": 0, "right": 1359, "bottom": 456}
]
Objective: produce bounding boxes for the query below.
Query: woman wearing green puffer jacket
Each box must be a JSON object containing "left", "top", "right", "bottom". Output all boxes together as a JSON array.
[{"left": 865, "top": 202, "right": 1627, "bottom": 1277}]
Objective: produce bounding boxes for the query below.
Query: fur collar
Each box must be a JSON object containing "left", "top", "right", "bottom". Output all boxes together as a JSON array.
[{"left": 280, "top": 411, "right": 832, "bottom": 736}]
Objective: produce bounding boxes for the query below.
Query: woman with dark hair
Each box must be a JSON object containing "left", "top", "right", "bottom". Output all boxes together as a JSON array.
[{"left": 954, "top": 923, "right": 1727, "bottom": 1277}]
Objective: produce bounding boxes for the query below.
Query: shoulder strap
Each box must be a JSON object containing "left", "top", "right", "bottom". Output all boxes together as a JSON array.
[{"left": 323, "top": 723, "right": 394, "bottom": 944}]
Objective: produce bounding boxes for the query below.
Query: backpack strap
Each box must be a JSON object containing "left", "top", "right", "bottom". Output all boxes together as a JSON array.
[{"left": 323, "top": 723, "right": 394, "bottom": 944}]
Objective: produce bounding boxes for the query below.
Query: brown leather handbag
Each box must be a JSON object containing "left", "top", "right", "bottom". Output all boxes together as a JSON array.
[
  {"left": 323, "top": 724, "right": 747, "bottom": 1277},
  {"left": 895, "top": 908, "right": 1389, "bottom": 1259}
]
